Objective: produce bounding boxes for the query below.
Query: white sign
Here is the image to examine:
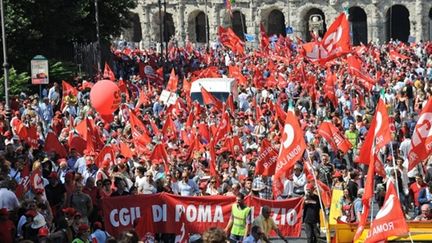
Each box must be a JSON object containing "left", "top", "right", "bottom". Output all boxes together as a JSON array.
[{"left": 31, "top": 58, "right": 49, "bottom": 85}]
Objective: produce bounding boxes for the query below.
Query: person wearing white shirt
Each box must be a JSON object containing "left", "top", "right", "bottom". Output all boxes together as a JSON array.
[
  {"left": 242, "top": 225, "right": 266, "bottom": 243},
  {"left": 292, "top": 165, "right": 307, "bottom": 196},
  {"left": 141, "top": 171, "right": 157, "bottom": 194},
  {"left": 178, "top": 171, "right": 200, "bottom": 196},
  {"left": 0, "top": 181, "right": 20, "bottom": 211}
]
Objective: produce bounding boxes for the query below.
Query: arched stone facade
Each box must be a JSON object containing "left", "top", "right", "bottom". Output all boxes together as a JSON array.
[{"left": 133, "top": 0, "right": 432, "bottom": 48}]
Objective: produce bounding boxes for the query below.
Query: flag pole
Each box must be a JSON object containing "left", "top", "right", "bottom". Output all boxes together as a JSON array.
[
  {"left": 305, "top": 153, "right": 330, "bottom": 243},
  {"left": 389, "top": 144, "right": 401, "bottom": 199}
]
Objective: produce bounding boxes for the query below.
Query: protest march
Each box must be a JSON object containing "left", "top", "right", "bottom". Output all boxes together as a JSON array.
[{"left": 2, "top": 10, "right": 432, "bottom": 243}]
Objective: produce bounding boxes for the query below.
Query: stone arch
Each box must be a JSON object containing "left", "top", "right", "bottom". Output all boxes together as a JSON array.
[
  {"left": 349, "top": 6, "right": 367, "bottom": 45},
  {"left": 386, "top": 5, "right": 410, "bottom": 42},
  {"left": 303, "top": 8, "right": 326, "bottom": 41},
  {"left": 152, "top": 11, "right": 176, "bottom": 43},
  {"left": 232, "top": 10, "right": 247, "bottom": 40},
  {"left": 188, "top": 10, "right": 208, "bottom": 43},
  {"left": 267, "top": 9, "right": 286, "bottom": 37}
]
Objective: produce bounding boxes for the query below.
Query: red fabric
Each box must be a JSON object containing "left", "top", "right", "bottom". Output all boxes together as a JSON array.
[
  {"left": 166, "top": 68, "right": 178, "bottom": 92},
  {"left": 357, "top": 98, "right": 391, "bottom": 177},
  {"left": 228, "top": 65, "right": 247, "bottom": 86},
  {"left": 44, "top": 132, "right": 67, "bottom": 158},
  {"left": 215, "top": 112, "right": 231, "bottom": 144},
  {"left": 409, "top": 98, "right": 432, "bottom": 170},
  {"left": 273, "top": 108, "right": 307, "bottom": 197},
  {"left": 102, "top": 194, "right": 304, "bottom": 238},
  {"left": 317, "top": 121, "right": 352, "bottom": 154},
  {"left": 200, "top": 87, "right": 223, "bottom": 110},
  {"left": 103, "top": 62, "right": 116, "bottom": 81},
  {"left": 217, "top": 26, "right": 244, "bottom": 55},
  {"left": 366, "top": 182, "right": 409, "bottom": 242},
  {"left": 0, "top": 220, "right": 15, "bottom": 243},
  {"left": 120, "top": 141, "right": 134, "bottom": 159},
  {"left": 324, "top": 69, "right": 338, "bottom": 106},
  {"left": 255, "top": 139, "right": 278, "bottom": 176},
  {"left": 94, "top": 145, "right": 115, "bottom": 168},
  {"left": 260, "top": 23, "right": 269, "bottom": 51},
  {"left": 129, "top": 110, "right": 152, "bottom": 145}
]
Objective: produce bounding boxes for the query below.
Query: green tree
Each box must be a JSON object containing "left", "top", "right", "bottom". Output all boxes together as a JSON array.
[
  {"left": 1, "top": 0, "right": 138, "bottom": 75},
  {"left": 0, "top": 67, "right": 30, "bottom": 98}
]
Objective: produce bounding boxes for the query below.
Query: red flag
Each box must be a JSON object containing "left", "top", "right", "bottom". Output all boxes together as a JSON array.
[
  {"left": 15, "top": 162, "right": 30, "bottom": 199},
  {"left": 218, "top": 26, "right": 244, "bottom": 55},
  {"left": 25, "top": 126, "right": 39, "bottom": 148},
  {"left": 166, "top": 68, "right": 178, "bottom": 92},
  {"left": 120, "top": 141, "right": 134, "bottom": 159},
  {"left": 44, "top": 132, "right": 67, "bottom": 158},
  {"left": 103, "top": 62, "right": 116, "bottom": 81},
  {"left": 61, "top": 80, "right": 78, "bottom": 110},
  {"left": 389, "top": 49, "right": 409, "bottom": 61},
  {"left": 347, "top": 54, "right": 375, "bottom": 85},
  {"left": 228, "top": 65, "right": 247, "bottom": 86},
  {"left": 208, "top": 139, "right": 217, "bottom": 176},
  {"left": 260, "top": 23, "right": 269, "bottom": 51},
  {"left": 273, "top": 107, "right": 307, "bottom": 197},
  {"left": 304, "top": 13, "right": 351, "bottom": 63},
  {"left": 356, "top": 98, "right": 391, "bottom": 174},
  {"left": 324, "top": 69, "right": 338, "bottom": 106},
  {"left": 255, "top": 139, "right": 278, "bottom": 176},
  {"left": 215, "top": 112, "right": 231, "bottom": 143},
  {"left": 135, "top": 90, "right": 150, "bottom": 111},
  {"left": 409, "top": 98, "right": 432, "bottom": 170},
  {"left": 198, "top": 123, "right": 210, "bottom": 143},
  {"left": 201, "top": 87, "right": 223, "bottom": 110},
  {"left": 149, "top": 144, "right": 169, "bottom": 173},
  {"left": 317, "top": 121, "right": 352, "bottom": 154},
  {"left": 118, "top": 79, "right": 129, "bottom": 101},
  {"left": 365, "top": 182, "right": 409, "bottom": 242},
  {"left": 162, "top": 115, "right": 177, "bottom": 138},
  {"left": 94, "top": 145, "right": 115, "bottom": 168},
  {"left": 129, "top": 111, "right": 152, "bottom": 145},
  {"left": 226, "top": 94, "right": 235, "bottom": 114}
]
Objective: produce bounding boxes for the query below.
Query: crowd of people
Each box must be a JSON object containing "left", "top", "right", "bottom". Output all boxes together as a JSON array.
[{"left": 0, "top": 32, "right": 432, "bottom": 243}]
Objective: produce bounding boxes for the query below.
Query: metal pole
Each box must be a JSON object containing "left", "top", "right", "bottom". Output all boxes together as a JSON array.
[
  {"left": 94, "top": 0, "right": 101, "bottom": 76},
  {"left": 205, "top": 0, "right": 210, "bottom": 52},
  {"left": 164, "top": 0, "right": 168, "bottom": 60},
  {"left": 0, "top": 0, "right": 10, "bottom": 122},
  {"left": 158, "top": 0, "right": 163, "bottom": 58}
]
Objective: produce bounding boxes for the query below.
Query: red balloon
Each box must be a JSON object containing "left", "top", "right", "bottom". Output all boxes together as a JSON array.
[{"left": 90, "top": 80, "right": 121, "bottom": 115}]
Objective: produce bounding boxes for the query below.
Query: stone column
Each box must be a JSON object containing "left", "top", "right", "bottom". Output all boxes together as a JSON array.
[
  {"left": 414, "top": 0, "right": 423, "bottom": 41},
  {"left": 143, "top": 5, "right": 152, "bottom": 48},
  {"left": 289, "top": 0, "right": 302, "bottom": 38},
  {"left": 177, "top": 1, "right": 186, "bottom": 45},
  {"left": 368, "top": 4, "right": 381, "bottom": 44}
]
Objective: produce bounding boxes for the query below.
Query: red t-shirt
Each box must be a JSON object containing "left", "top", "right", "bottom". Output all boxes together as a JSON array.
[
  {"left": 0, "top": 219, "right": 15, "bottom": 243},
  {"left": 410, "top": 182, "right": 427, "bottom": 207}
]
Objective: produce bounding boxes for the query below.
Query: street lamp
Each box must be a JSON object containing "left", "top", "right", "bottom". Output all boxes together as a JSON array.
[
  {"left": 158, "top": 0, "right": 163, "bottom": 58},
  {"left": 0, "top": 0, "right": 10, "bottom": 122}
]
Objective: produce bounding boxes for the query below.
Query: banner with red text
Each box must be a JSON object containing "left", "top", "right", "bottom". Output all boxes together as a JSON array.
[{"left": 102, "top": 193, "right": 304, "bottom": 238}]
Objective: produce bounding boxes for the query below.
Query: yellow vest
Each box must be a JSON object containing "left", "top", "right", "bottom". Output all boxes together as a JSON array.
[{"left": 231, "top": 204, "right": 251, "bottom": 236}]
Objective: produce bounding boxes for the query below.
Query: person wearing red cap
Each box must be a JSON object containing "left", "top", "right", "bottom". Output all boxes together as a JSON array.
[
  {"left": 0, "top": 208, "right": 15, "bottom": 243},
  {"left": 72, "top": 224, "right": 90, "bottom": 243},
  {"left": 90, "top": 221, "right": 111, "bottom": 243},
  {"left": 95, "top": 159, "right": 110, "bottom": 184},
  {"left": 45, "top": 171, "right": 66, "bottom": 218}
]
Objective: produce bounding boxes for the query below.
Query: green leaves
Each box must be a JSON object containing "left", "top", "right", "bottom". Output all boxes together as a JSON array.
[{"left": 0, "top": 67, "right": 30, "bottom": 97}]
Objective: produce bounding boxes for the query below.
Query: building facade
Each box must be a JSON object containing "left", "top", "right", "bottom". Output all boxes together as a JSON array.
[{"left": 127, "top": 0, "right": 432, "bottom": 47}]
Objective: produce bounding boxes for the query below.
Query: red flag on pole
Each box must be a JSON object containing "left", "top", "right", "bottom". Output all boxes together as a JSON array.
[
  {"left": 103, "top": 62, "right": 116, "bottom": 81},
  {"left": 409, "top": 98, "right": 432, "bottom": 170},
  {"left": 201, "top": 87, "right": 223, "bottom": 110},
  {"left": 166, "top": 68, "right": 178, "bottom": 92},
  {"left": 365, "top": 181, "right": 409, "bottom": 243},
  {"left": 317, "top": 121, "right": 352, "bottom": 154},
  {"left": 255, "top": 139, "right": 278, "bottom": 176},
  {"left": 273, "top": 106, "right": 307, "bottom": 197}
]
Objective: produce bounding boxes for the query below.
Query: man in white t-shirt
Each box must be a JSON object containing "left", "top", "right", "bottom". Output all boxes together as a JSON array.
[{"left": 0, "top": 181, "right": 20, "bottom": 211}]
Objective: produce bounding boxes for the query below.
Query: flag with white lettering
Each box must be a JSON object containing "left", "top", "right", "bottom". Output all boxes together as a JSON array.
[
  {"left": 273, "top": 107, "right": 307, "bottom": 197},
  {"left": 317, "top": 121, "right": 352, "bottom": 154},
  {"left": 255, "top": 139, "right": 278, "bottom": 176},
  {"left": 365, "top": 181, "right": 408, "bottom": 243}
]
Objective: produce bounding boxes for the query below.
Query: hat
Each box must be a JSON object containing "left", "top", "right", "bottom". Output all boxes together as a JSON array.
[
  {"left": 25, "top": 210, "right": 37, "bottom": 218},
  {"left": 221, "top": 163, "right": 229, "bottom": 169},
  {"left": 333, "top": 171, "right": 342, "bottom": 178},
  {"left": 48, "top": 172, "right": 58, "bottom": 180},
  {"left": 38, "top": 227, "right": 49, "bottom": 237},
  {"left": 62, "top": 207, "right": 76, "bottom": 217},
  {"left": 78, "top": 224, "right": 90, "bottom": 233},
  {"left": 306, "top": 183, "right": 315, "bottom": 191},
  {"left": 0, "top": 208, "right": 8, "bottom": 216},
  {"left": 94, "top": 221, "right": 103, "bottom": 230},
  {"left": 31, "top": 214, "right": 47, "bottom": 229},
  {"left": 41, "top": 158, "right": 50, "bottom": 164}
]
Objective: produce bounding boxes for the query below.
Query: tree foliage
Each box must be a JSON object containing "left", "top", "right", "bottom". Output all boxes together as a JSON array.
[
  {"left": 0, "top": 68, "right": 30, "bottom": 98},
  {"left": 1, "top": 0, "right": 138, "bottom": 75}
]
